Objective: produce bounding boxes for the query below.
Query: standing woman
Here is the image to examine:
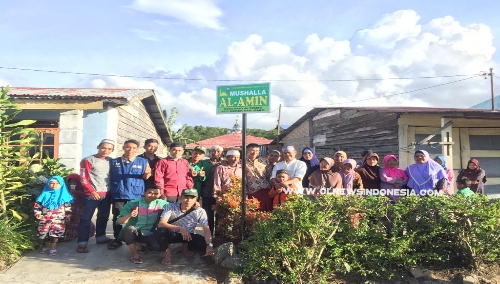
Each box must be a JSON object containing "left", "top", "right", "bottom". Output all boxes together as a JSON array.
[
  {"left": 332, "top": 151, "right": 347, "bottom": 172},
  {"left": 457, "top": 159, "right": 486, "bottom": 194},
  {"left": 299, "top": 147, "right": 320, "bottom": 189},
  {"left": 405, "top": 150, "right": 447, "bottom": 195},
  {"left": 355, "top": 152, "right": 381, "bottom": 190},
  {"left": 434, "top": 155, "right": 454, "bottom": 190},
  {"left": 309, "top": 157, "right": 343, "bottom": 194},
  {"left": 380, "top": 155, "right": 408, "bottom": 203}
]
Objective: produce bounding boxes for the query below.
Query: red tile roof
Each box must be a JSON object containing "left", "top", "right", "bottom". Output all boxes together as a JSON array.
[{"left": 186, "top": 133, "right": 273, "bottom": 149}]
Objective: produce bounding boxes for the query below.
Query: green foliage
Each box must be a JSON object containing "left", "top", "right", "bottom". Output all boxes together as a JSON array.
[
  {"left": 241, "top": 194, "right": 500, "bottom": 282},
  {"left": 0, "top": 218, "right": 32, "bottom": 266}
]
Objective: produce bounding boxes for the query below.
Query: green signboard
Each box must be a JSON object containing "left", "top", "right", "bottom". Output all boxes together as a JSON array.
[{"left": 216, "top": 83, "right": 270, "bottom": 114}]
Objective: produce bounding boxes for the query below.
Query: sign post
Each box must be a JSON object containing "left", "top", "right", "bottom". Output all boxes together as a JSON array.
[{"left": 216, "top": 83, "right": 270, "bottom": 241}]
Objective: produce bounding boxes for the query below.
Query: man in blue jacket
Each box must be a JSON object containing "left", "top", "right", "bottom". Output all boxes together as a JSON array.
[{"left": 107, "top": 139, "right": 151, "bottom": 250}]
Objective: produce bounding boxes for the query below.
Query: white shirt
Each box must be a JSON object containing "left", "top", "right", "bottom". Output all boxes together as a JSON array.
[{"left": 271, "top": 159, "right": 307, "bottom": 191}]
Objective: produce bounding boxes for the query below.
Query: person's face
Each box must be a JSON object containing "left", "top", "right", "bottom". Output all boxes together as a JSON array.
[
  {"left": 276, "top": 173, "right": 289, "bottom": 183},
  {"left": 414, "top": 152, "right": 427, "bottom": 164},
  {"left": 468, "top": 162, "right": 478, "bottom": 170},
  {"left": 144, "top": 188, "right": 162, "bottom": 202},
  {"left": 144, "top": 142, "right": 158, "bottom": 155},
  {"left": 170, "top": 146, "right": 184, "bottom": 159},
  {"left": 67, "top": 179, "right": 78, "bottom": 190},
  {"left": 320, "top": 160, "right": 330, "bottom": 170},
  {"left": 123, "top": 142, "right": 139, "bottom": 157},
  {"left": 434, "top": 158, "right": 443, "bottom": 165},
  {"left": 226, "top": 155, "right": 240, "bottom": 166},
  {"left": 210, "top": 148, "right": 222, "bottom": 160},
  {"left": 366, "top": 157, "right": 378, "bottom": 167},
  {"left": 181, "top": 195, "right": 197, "bottom": 207},
  {"left": 334, "top": 153, "right": 346, "bottom": 163},
  {"left": 341, "top": 163, "right": 352, "bottom": 172},
  {"left": 282, "top": 150, "right": 296, "bottom": 161},
  {"left": 97, "top": 143, "right": 114, "bottom": 158},
  {"left": 302, "top": 151, "right": 313, "bottom": 161},
  {"left": 48, "top": 179, "right": 60, "bottom": 190},
  {"left": 387, "top": 158, "right": 398, "bottom": 168},
  {"left": 191, "top": 150, "right": 205, "bottom": 162},
  {"left": 456, "top": 182, "right": 465, "bottom": 190},
  {"left": 267, "top": 153, "right": 280, "bottom": 164},
  {"left": 247, "top": 147, "right": 260, "bottom": 160}
]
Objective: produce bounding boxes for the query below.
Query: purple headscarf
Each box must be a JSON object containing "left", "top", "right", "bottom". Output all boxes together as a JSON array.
[
  {"left": 300, "top": 147, "right": 320, "bottom": 188},
  {"left": 405, "top": 150, "right": 447, "bottom": 194}
]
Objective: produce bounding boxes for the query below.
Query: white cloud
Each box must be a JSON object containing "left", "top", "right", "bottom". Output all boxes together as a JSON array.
[
  {"left": 71, "top": 9, "right": 497, "bottom": 131},
  {"left": 129, "top": 29, "right": 161, "bottom": 41},
  {"left": 128, "top": 0, "right": 224, "bottom": 30}
]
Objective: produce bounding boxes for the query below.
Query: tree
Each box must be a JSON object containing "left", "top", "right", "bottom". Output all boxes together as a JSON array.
[{"left": 162, "top": 107, "right": 193, "bottom": 143}]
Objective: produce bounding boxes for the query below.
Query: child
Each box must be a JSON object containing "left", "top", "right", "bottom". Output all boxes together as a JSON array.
[
  {"left": 117, "top": 185, "right": 168, "bottom": 264},
  {"left": 34, "top": 176, "right": 74, "bottom": 256},
  {"left": 339, "top": 159, "right": 363, "bottom": 193},
  {"left": 268, "top": 169, "right": 297, "bottom": 209},
  {"left": 456, "top": 177, "right": 475, "bottom": 196}
]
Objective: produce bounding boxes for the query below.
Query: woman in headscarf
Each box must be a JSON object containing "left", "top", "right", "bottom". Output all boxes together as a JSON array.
[
  {"left": 339, "top": 159, "right": 363, "bottom": 192},
  {"left": 405, "top": 150, "right": 447, "bottom": 195},
  {"left": 332, "top": 151, "right": 347, "bottom": 172},
  {"left": 380, "top": 155, "right": 408, "bottom": 203},
  {"left": 309, "top": 157, "right": 343, "bottom": 196},
  {"left": 355, "top": 152, "right": 381, "bottom": 190},
  {"left": 457, "top": 159, "right": 486, "bottom": 194},
  {"left": 434, "top": 155, "right": 454, "bottom": 190},
  {"left": 62, "top": 173, "right": 95, "bottom": 241},
  {"left": 299, "top": 147, "right": 320, "bottom": 188}
]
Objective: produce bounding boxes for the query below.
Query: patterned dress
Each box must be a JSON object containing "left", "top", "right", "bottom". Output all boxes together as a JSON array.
[{"left": 34, "top": 202, "right": 72, "bottom": 239}]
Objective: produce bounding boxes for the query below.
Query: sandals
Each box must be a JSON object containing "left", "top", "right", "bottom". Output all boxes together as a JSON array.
[
  {"left": 76, "top": 245, "right": 89, "bottom": 253},
  {"left": 96, "top": 237, "right": 114, "bottom": 244},
  {"left": 129, "top": 256, "right": 143, "bottom": 264},
  {"left": 40, "top": 247, "right": 50, "bottom": 254},
  {"left": 49, "top": 249, "right": 57, "bottom": 256},
  {"left": 107, "top": 240, "right": 123, "bottom": 250},
  {"left": 161, "top": 257, "right": 171, "bottom": 266}
]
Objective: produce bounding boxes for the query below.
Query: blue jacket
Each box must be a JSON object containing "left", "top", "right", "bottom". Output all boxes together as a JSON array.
[{"left": 109, "top": 157, "right": 148, "bottom": 200}]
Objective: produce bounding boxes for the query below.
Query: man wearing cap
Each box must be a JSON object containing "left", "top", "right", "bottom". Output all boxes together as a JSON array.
[
  {"left": 246, "top": 144, "right": 272, "bottom": 211},
  {"left": 107, "top": 139, "right": 151, "bottom": 250},
  {"left": 155, "top": 142, "right": 194, "bottom": 202},
  {"left": 155, "top": 188, "right": 214, "bottom": 266},
  {"left": 189, "top": 146, "right": 212, "bottom": 198},
  {"left": 138, "top": 138, "right": 162, "bottom": 187},
  {"left": 201, "top": 145, "right": 225, "bottom": 235},
  {"left": 213, "top": 149, "right": 242, "bottom": 197},
  {"left": 271, "top": 145, "right": 307, "bottom": 192},
  {"left": 76, "top": 139, "right": 115, "bottom": 253}
]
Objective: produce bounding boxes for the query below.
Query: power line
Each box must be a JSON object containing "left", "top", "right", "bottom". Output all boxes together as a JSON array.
[
  {"left": 248, "top": 107, "right": 279, "bottom": 125},
  {"left": 282, "top": 75, "right": 481, "bottom": 107},
  {"left": 0, "top": 66, "right": 480, "bottom": 82}
]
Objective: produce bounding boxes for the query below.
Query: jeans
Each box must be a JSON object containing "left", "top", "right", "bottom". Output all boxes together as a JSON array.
[
  {"left": 77, "top": 195, "right": 111, "bottom": 245},
  {"left": 111, "top": 199, "right": 130, "bottom": 240},
  {"left": 154, "top": 227, "right": 207, "bottom": 252}
]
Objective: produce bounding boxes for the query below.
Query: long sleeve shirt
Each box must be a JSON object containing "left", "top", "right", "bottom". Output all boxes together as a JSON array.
[
  {"left": 154, "top": 157, "right": 194, "bottom": 197},
  {"left": 213, "top": 164, "right": 243, "bottom": 197},
  {"left": 79, "top": 155, "right": 112, "bottom": 196}
]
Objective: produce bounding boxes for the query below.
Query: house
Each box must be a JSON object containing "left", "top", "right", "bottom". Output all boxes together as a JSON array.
[
  {"left": 279, "top": 107, "right": 500, "bottom": 197},
  {"left": 186, "top": 118, "right": 273, "bottom": 154},
  {"left": 7, "top": 87, "right": 172, "bottom": 171}
]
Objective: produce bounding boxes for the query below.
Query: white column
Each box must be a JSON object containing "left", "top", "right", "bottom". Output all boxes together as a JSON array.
[
  {"left": 58, "top": 110, "right": 84, "bottom": 172},
  {"left": 441, "top": 118, "right": 454, "bottom": 193}
]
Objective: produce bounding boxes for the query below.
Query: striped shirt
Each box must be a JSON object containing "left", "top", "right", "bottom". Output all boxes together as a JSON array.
[{"left": 160, "top": 203, "right": 208, "bottom": 234}]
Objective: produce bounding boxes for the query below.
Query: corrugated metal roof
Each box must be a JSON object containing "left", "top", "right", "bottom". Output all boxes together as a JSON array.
[
  {"left": 186, "top": 133, "right": 273, "bottom": 149},
  {"left": 6, "top": 87, "right": 150, "bottom": 101}
]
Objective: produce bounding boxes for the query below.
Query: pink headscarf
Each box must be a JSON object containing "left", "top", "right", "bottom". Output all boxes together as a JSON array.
[
  {"left": 339, "top": 159, "right": 357, "bottom": 189},
  {"left": 383, "top": 155, "right": 407, "bottom": 179}
]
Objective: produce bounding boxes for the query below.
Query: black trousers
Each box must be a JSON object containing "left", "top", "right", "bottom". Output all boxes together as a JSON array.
[
  {"left": 202, "top": 197, "right": 216, "bottom": 235},
  {"left": 154, "top": 227, "right": 206, "bottom": 252},
  {"left": 111, "top": 199, "right": 130, "bottom": 240}
]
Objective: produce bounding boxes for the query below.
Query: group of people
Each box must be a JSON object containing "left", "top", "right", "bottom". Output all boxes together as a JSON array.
[{"left": 33, "top": 138, "right": 488, "bottom": 264}]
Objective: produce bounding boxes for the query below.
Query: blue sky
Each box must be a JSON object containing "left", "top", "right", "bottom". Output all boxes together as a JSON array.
[{"left": 2, "top": 0, "right": 500, "bottom": 129}]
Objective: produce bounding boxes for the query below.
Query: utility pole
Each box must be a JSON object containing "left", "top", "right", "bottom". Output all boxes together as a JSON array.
[
  {"left": 276, "top": 104, "right": 282, "bottom": 144},
  {"left": 490, "top": 68, "right": 495, "bottom": 111}
]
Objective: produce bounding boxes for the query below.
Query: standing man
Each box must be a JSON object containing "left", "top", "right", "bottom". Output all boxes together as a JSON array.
[
  {"left": 107, "top": 139, "right": 151, "bottom": 250},
  {"left": 76, "top": 139, "right": 115, "bottom": 253},
  {"left": 201, "top": 145, "right": 225, "bottom": 235},
  {"left": 213, "top": 150, "right": 242, "bottom": 197},
  {"left": 189, "top": 146, "right": 211, "bottom": 198},
  {"left": 155, "top": 142, "right": 193, "bottom": 202},
  {"left": 138, "top": 138, "right": 162, "bottom": 187},
  {"left": 245, "top": 144, "right": 272, "bottom": 211},
  {"left": 260, "top": 149, "right": 281, "bottom": 182},
  {"left": 271, "top": 146, "right": 307, "bottom": 193}
]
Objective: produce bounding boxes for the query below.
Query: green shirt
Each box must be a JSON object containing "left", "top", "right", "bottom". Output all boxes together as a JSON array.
[
  {"left": 118, "top": 198, "right": 168, "bottom": 236},
  {"left": 189, "top": 159, "right": 212, "bottom": 196},
  {"left": 457, "top": 188, "right": 475, "bottom": 196}
]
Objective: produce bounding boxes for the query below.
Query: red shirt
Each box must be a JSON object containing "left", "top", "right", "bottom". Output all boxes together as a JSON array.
[{"left": 154, "top": 157, "right": 193, "bottom": 197}]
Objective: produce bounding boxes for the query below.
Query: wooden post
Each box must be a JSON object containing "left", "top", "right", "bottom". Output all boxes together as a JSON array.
[{"left": 441, "top": 118, "right": 454, "bottom": 193}]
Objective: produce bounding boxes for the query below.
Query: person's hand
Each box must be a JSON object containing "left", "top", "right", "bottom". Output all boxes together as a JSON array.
[
  {"left": 130, "top": 207, "right": 139, "bottom": 218},
  {"left": 35, "top": 214, "right": 43, "bottom": 220},
  {"left": 276, "top": 187, "right": 283, "bottom": 193},
  {"left": 160, "top": 195, "right": 167, "bottom": 201},
  {"left": 199, "top": 167, "right": 205, "bottom": 178},
  {"left": 64, "top": 216, "right": 71, "bottom": 222},
  {"left": 204, "top": 246, "right": 215, "bottom": 257},
  {"left": 191, "top": 168, "right": 197, "bottom": 177},
  {"left": 179, "top": 227, "right": 192, "bottom": 241},
  {"left": 90, "top": 191, "right": 101, "bottom": 201}
]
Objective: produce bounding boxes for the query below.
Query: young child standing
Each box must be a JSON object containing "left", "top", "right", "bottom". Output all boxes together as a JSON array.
[
  {"left": 34, "top": 176, "right": 74, "bottom": 256},
  {"left": 456, "top": 177, "right": 475, "bottom": 196}
]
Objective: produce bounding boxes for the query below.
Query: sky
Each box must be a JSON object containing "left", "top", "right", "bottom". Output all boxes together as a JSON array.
[{"left": 1, "top": 0, "right": 500, "bottom": 130}]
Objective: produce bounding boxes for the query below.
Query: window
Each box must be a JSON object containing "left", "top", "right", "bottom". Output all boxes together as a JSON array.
[{"left": 29, "top": 128, "right": 59, "bottom": 161}]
